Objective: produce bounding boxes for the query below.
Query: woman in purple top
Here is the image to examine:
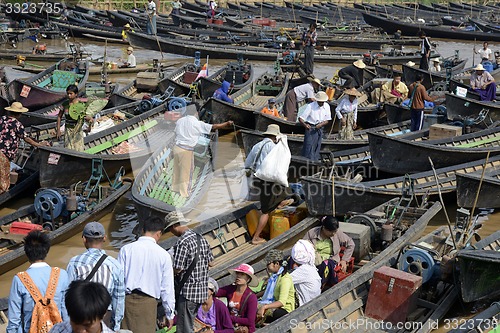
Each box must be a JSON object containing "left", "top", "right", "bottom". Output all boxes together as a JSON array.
[
  {"left": 216, "top": 263, "right": 259, "bottom": 333},
  {"left": 196, "top": 278, "right": 234, "bottom": 333}
]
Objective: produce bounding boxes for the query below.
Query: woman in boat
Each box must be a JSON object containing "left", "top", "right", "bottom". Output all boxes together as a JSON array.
[
  {"left": 216, "top": 263, "right": 259, "bottom": 333},
  {"left": 303, "top": 216, "right": 355, "bottom": 291},
  {"left": 257, "top": 250, "right": 295, "bottom": 324},
  {"left": 56, "top": 84, "right": 92, "bottom": 152},
  {"left": 335, "top": 88, "right": 361, "bottom": 140},
  {"left": 0, "top": 102, "right": 45, "bottom": 193},
  {"left": 370, "top": 74, "right": 408, "bottom": 104},
  {"left": 195, "top": 278, "right": 234, "bottom": 333},
  {"left": 289, "top": 239, "right": 321, "bottom": 306}
]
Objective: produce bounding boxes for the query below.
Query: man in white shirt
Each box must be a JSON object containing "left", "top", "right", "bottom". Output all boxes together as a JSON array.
[
  {"left": 120, "top": 47, "right": 136, "bottom": 68},
  {"left": 299, "top": 91, "right": 331, "bottom": 160},
  {"left": 173, "top": 106, "right": 233, "bottom": 197},
  {"left": 283, "top": 77, "right": 322, "bottom": 122},
  {"left": 146, "top": 0, "right": 157, "bottom": 35},
  {"left": 475, "top": 41, "right": 492, "bottom": 63},
  {"left": 430, "top": 58, "right": 441, "bottom": 72},
  {"left": 118, "top": 217, "right": 175, "bottom": 333}
]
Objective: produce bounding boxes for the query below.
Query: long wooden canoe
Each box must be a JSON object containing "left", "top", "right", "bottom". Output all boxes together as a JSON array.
[
  {"left": 36, "top": 103, "right": 173, "bottom": 187},
  {"left": 0, "top": 180, "right": 131, "bottom": 275},
  {"left": 456, "top": 168, "right": 500, "bottom": 208},
  {"left": 198, "top": 61, "right": 254, "bottom": 100},
  {"left": 445, "top": 92, "right": 500, "bottom": 123},
  {"left": 131, "top": 131, "right": 218, "bottom": 220},
  {"left": 8, "top": 59, "right": 90, "bottom": 110},
  {"left": 200, "top": 72, "right": 291, "bottom": 129},
  {"left": 302, "top": 154, "right": 500, "bottom": 216},
  {"left": 369, "top": 126, "right": 500, "bottom": 174}
]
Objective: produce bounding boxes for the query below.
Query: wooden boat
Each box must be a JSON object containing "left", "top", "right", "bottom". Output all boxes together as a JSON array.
[
  {"left": 36, "top": 103, "right": 174, "bottom": 187},
  {"left": 128, "top": 32, "right": 438, "bottom": 64},
  {"left": 457, "top": 230, "right": 500, "bottom": 303},
  {"left": 456, "top": 168, "right": 500, "bottom": 208},
  {"left": 200, "top": 72, "right": 291, "bottom": 129},
  {"left": 198, "top": 61, "right": 254, "bottom": 100},
  {"left": 157, "top": 202, "right": 317, "bottom": 283},
  {"left": 368, "top": 126, "right": 500, "bottom": 174},
  {"left": 445, "top": 92, "right": 500, "bottom": 123},
  {"left": 16, "top": 98, "right": 140, "bottom": 128},
  {"left": 301, "top": 154, "right": 500, "bottom": 216},
  {"left": 108, "top": 78, "right": 163, "bottom": 108},
  {"left": 0, "top": 50, "right": 90, "bottom": 62},
  {"left": 402, "top": 58, "right": 467, "bottom": 90},
  {"left": 244, "top": 204, "right": 446, "bottom": 333},
  {"left": 131, "top": 131, "right": 217, "bottom": 220},
  {"left": 384, "top": 102, "right": 436, "bottom": 124},
  {"left": 362, "top": 12, "right": 500, "bottom": 42},
  {"left": 8, "top": 59, "right": 90, "bottom": 110},
  {"left": 239, "top": 120, "right": 412, "bottom": 156},
  {"left": 0, "top": 178, "right": 131, "bottom": 275},
  {"left": 158, "top": 62, "right": 202, "bottom": 97},
  {"left": 448, "top": 301, "right": 500, "bottom": 333}
]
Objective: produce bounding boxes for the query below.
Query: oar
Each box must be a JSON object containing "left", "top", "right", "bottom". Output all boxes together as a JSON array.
[
  {"left": 428, "top": 157, "right": 457, "bottom": 250},
  {"left": 463, "top": 151, "right": 490, "bottom": 244}
]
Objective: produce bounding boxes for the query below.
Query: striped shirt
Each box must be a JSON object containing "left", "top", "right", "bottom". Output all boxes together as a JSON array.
[
  {"left": 173, "top": 229, "right": 214, "bottom": 304},
  {"left": 66, "top": 248, "right": 125, "bottom": 331},
  {"left": 49, "top": 321, "right": 114, "bottom": 333}
]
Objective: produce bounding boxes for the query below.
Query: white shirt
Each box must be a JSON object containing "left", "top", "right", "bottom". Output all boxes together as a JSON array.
[
  {"left": 244, "top": 138, "right": 275, "bottom": 170},
  {"left": 293, "top": 83, "right": 315, "bottom": 102},
  {"left": 127, "top": 53, "right": 136, "bottom": 67},
  {"left": 335, "top": 96, "right": 358, "bottom": 122},
  {"left": 175, "top": 115, "right": 213, "bottom": 148},
  {"left": 430, "top": 63, "right": 441, "bottom": 72},
  {"left": 290, "top": 264, "right": 321, "bottom": 306},
  {"left": 118, "top": 236, "right": 175, "bottom": 319},
  {"left": 299, "top": 101, "right": 331, "bottom": 125},
  {"left": 148, "top": 1, "right": 156, "bottom": 15},
  {"left": 477, "top": 47, "right": 492, "bottom": 60}
]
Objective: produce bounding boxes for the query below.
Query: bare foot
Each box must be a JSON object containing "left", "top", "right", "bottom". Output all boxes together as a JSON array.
[{"left": 251, "top": 237, "right": 266, "bottom": 245}]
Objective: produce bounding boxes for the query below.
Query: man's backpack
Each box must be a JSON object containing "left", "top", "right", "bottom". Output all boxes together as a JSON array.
[{"left": 16, "top": 267, "right": 63, "bottom": 333}]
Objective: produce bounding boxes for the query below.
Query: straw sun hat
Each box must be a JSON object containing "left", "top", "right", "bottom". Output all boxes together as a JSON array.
[
  {"left": 308, "top": 77, "right": 324, "bottom": 87},
  {"left": 127, "top": 46, "right": 134, "bottom": 52},
  {"left": 5, "top": 102, "right": 29, "bottom": 113},
  {"left": 474, "top": 64, "right": 485, "bottom": 71},
  {"left": 344, "top": 88, "right": 362, "bottom": 97},
  {"left": 262, "top": 124, "right": 281, "bottom": 136},
  {"left": 353, "top": 59, "right": 366, "bottom": 69},
  {"left": 315, "top": 91, "right": 329, "bottom": 102}
]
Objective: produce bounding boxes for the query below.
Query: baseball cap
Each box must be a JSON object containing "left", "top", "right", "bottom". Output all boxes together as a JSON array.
[{"left": 83, "top": 222, "right": 106, "bottom": 238}]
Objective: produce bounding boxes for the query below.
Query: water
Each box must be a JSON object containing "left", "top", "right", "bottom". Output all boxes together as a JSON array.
[{"left": 0, "top": 37, "right": 499, "bottom": 325}]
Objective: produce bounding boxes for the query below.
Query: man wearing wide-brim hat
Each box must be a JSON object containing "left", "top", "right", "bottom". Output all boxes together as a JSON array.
[
  {"left": 298, "top": 91, "right": 331, "bottom": 160},
  {"left": 470, "top": 63, "right": 496, "bottom": 101},
  {"left": 282, "top": 77, "right": 323, "bottom": 122},
  {"left": 335, "top": 88, "right": 362, "bottom": 140},
  {"left": 0, "top": 102, "right": 46, "bottom": 193},
  {"left": 244, "top": 124, "right": 297, "bottom": 245},
  {"left": 430, "top": 57, "right": 441, "bottom": 72},
  {"left": 338, "top": 59, "right": 365, "bottom": 89}
]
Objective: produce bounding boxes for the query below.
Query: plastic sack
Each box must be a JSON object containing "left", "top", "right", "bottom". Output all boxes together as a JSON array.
[{"left": 254, "top": 134, "right": 291, "bottom": 186}]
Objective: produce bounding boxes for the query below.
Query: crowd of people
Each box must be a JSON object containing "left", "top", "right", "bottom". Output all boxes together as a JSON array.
[{"left": 6, "top": 213, "right": 355, "bottom": 333}]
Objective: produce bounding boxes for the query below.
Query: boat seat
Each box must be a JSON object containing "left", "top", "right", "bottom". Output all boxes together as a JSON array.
[
  {"left": 37, "top": 77, "right": 52, "bottom": 88},
  {"left": 51, "top": 70, "right": 83, "bottom": 90},
  {"left": 210, "top": 242, "right": 255, "bottom": 268}
]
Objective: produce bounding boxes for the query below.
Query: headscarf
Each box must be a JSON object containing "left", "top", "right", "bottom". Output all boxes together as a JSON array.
[{"left": 291, "top": 239, "right": 316, "bottom": 266}]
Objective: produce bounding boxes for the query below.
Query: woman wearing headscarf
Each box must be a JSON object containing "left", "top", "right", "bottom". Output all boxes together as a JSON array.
[
  {"left": 289, "top": 240, "right": 321, "bottom": 306},
  {"left": 257, "top": 250, "right": 295, "bottom": 324},
  {"left": 216, "top": 263, "right": 259, "bottom": 333},
  {"left": 195, "top": 277, "right": 234, "bottom": 333}
]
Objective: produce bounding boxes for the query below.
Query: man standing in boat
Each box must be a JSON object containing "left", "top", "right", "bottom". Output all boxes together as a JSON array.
[
  {"left": 283, "top": 77, "right": 322, "bottom": 122},
  {"left": 245, "top": 124, "right": 297, "bottom": 245},
  {"left": 418, "top": 31, "right": 432, "bottom": 71},
  {"left": 470, "top": 64, "right": 496, "bottom": 101},
  {"left": 335, "top": 88, "right": 361, "bottom": 140},
  {"left": 474, "top": 41, "right": 493, "bottom": 63},
  {"left": 172, "top": 106, "right": 233, "bottom": 198},
  {"left": 302, "top": 23, "right": 317, "bottom": 75},
  {"left": 408, "top": 73, "right": 435, "bottom": 131},
  {"left": 299, "top": 91, "right": 331, "bottom": 161},
  {"left": 146, "top": 0, "right": 157, "bottom": 35},
  {"left": 338, "top": 59, "right": 365, "bottom": 89},
  {"left": 171, "top": 0, "right": 182, "bottom": 26}
]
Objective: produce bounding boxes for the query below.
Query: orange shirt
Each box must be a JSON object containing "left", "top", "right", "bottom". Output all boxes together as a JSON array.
[
  {"left": 228, "top": 291, "right": 243, "bottom": 316},
  {"left": 261, "top": 106, "right": 280, "bottom": 117}
]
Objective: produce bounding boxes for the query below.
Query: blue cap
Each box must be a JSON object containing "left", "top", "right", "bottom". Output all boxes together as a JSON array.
[
  {"left": 268, "top": 98, "right": 276, "bottom": 104},
  {"left": 83, "top": 222, "right": 105, "bottom": 238}
]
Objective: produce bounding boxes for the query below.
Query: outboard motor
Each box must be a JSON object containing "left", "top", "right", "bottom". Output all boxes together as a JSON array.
[
  {"left": 139, "top": 95, "right": 163, "bottom": 113},
  {"left": 399, "top": 246, "right": 441, "bottom": 284},
  {"left": 34, "top": 188, "right": 85, "bottom": 230}
]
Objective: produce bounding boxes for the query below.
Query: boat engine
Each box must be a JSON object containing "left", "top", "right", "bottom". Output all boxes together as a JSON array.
[
  {"left": 139, "top": 95, "right": 163, "bottom": 113},
  {"left": 34, "top": 188, "right": 86, "bottom": 230},
  {"left": 398, "top": 245, "right": 441, "bottom": 284}
]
